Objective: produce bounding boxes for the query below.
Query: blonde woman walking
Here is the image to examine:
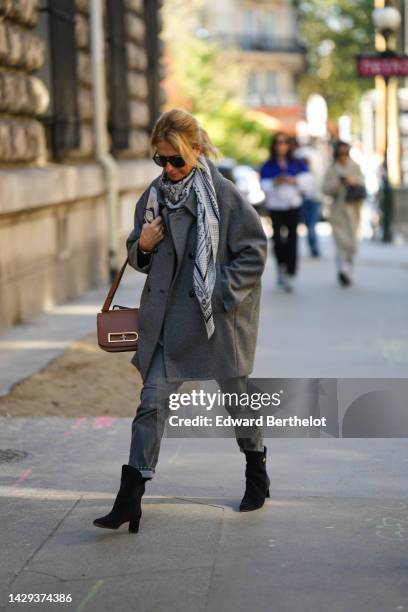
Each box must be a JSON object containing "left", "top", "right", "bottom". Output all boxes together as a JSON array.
[{"left": 93, "top": 109, "right": 269, "bottom": 533}]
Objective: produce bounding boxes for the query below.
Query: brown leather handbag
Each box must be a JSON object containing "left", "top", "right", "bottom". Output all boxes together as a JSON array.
[{"left": 97, "top": 258, "right": 140, "bottom": 352}]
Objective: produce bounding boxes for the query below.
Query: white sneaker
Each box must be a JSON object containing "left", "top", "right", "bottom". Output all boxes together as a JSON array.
[
  {"left": 337, "top": 256, "right": 353, "bottom": 287},
  {"left": 283, "top": 275, "right": 295, "bottom": 293},
  {"left": 277, "top": 264, "right": 286, "bottom": 288}
]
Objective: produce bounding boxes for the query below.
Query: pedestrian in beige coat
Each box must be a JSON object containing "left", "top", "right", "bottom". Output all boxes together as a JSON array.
[{"left": 322, "top": 141, "right": 366, "bottom": 286}]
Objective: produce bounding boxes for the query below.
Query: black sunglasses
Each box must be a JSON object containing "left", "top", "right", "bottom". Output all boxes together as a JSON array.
[{"left": 152, "top": 152, "right": 186, "bottom": 168}]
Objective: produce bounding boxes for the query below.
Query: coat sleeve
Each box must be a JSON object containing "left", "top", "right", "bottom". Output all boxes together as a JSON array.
[
  {"left": 322, "top": 165, "right": 339, "bottom": 198},
  {"left": 220, "top": 181, "right": 268, "bottom": 311},
  {"left": 296, "top": 170, "right": 317, "bottom": 199},
  {"left": 126, "top": 188, "right": 153, "bottom": 274},
  {"left": 352, "top": 161, "right": 365, "bottom": 186}
]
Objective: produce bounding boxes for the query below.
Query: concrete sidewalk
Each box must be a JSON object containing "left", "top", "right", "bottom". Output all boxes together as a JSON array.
[
  {"left": 1, "top": 420, "right": 408, "bottom": 612},
  {"left": 255, "top": 232, "right": 408, "bottom": 377},
  {"left": 1, "top": 232, "right": 408, "bottom": 611}
]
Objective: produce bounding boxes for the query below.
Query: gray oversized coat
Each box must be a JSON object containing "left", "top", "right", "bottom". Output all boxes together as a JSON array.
[{"left": 126, "top": 159, "right": 267, "bottom": 382}]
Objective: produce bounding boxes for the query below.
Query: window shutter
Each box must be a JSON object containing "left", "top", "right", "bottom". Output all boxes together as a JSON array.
[
  {"left": 144, "top": 0, "right": 160, "bottom": 130},
  {"left": 48, "top": 0, "right": 80, "bottom": 157},
  {"left": 106, "top": 0, "right": 130, "bottom": 150}
]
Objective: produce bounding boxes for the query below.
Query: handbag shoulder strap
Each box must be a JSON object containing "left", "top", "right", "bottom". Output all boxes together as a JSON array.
[{"left": 101, "top": 258, "right": 129, "bottom": 312}]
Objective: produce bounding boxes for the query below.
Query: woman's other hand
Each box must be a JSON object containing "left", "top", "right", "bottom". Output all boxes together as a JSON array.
[
  {"left": 275, "top": 175, "right": 297, "bottom": 185},
  {"left": 139, "top": 216, "right": 164, "bottom": 252}
]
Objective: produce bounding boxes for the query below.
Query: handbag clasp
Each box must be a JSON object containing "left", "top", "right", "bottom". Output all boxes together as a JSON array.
[{"left": 108, "top": 332, "right": 139, "bottom": 342}]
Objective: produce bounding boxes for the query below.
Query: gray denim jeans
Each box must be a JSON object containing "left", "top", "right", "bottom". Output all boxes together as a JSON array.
[{"left": 128, "top": 343, "right": 264, "bottom": 478}]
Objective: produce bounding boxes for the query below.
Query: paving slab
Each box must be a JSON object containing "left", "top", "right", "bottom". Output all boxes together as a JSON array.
[
  {"left": 206, "top": 496, "right": 408, "bottom": 612},
  {"left": 1, "top": 418, "right": 408, "bottom": 612},
  {"left": 4, "top": 498, "right": 222, "bottom": 612},
  {"left": 255, "top": 236, "right": 408, "bottom": 378},
  {"left": 0, "top": 498, "right": 80, "bottom": 605}
]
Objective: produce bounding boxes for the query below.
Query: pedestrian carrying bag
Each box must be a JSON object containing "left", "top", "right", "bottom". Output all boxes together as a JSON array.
[{"left": 97, "top": 258, "right": 140, "bottom": 353}]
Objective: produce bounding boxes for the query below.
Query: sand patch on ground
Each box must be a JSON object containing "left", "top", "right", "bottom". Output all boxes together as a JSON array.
[{"left": 0, "top": 331, "right": 142, "bottom": 416}]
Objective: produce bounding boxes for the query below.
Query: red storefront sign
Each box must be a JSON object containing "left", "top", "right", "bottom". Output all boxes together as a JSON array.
[{"left": 356, "top": 55, "right": 408, "bottom": 78}]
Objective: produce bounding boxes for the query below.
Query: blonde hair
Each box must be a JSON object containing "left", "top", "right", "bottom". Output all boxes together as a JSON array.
[{"left": 150, "top": 108, "right": 219, "bottom": 167}]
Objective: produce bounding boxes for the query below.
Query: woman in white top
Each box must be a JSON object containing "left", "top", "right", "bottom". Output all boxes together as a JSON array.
[{"left": 260, "top": 132, "right": 313, "bottom": 292}]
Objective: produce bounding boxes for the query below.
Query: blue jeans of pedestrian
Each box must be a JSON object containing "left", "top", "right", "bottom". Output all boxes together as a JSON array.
[
  {"left": 128, "top": 343, "right": 265, "bottom": 478},
  {"left": 301, "top": 198, "right": 321, "bottom": 256}
]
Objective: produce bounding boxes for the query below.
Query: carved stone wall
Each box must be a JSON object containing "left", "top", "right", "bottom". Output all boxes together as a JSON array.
[
  {"left": 0, "top": 0, "right": 164, "bottom": 165},
  {"left": 0, "top": 0, "right": 164, "bottom": 334},
  {"left": 117, "top": 0, "right": 152, "bottom": 160},
  {"left": 0, "top": 0, "right": 48, "bottom": 164}
]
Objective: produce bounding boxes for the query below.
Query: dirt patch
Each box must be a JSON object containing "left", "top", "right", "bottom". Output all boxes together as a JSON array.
[{"left": 0, "top": 332, "right": 143, "bottom": 417}]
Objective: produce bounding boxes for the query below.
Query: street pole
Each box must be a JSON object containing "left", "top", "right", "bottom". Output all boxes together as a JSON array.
[
  {"left": 358, "top": 8, "right": 406, "bottom": 241},
  {"left": 371, "top": 6, "right": 402, "bottom": 243},
  {"left": 382, "top": 70, "right": 393, "bottom": 242},
  {"left": 379, "top": 25, "right": 398, "bottom": 244}
]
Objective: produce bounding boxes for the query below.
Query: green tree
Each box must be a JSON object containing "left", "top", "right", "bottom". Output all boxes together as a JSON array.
[
  {"left": 298, "top": 0, "right": 375, "bottom": 122},
  {"left": 162, "top": 0, "right": 271, "bottom": 166},
  {"left": 196, "top": 102, "right": 271, "bottom": 166}
]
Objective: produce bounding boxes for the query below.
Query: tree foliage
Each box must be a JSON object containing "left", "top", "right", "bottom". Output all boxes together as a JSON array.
[
  {"left": 298, "top": 0, "right": 375, "bottom": 121},
  {"left": 162, "top": 2, "right": 271, "bottom": 166}
]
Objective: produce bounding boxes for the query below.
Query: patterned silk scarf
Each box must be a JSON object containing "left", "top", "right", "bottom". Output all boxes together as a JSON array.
[
  {"left": 159, "top": 166, "right": 196, "bottom": 207},
  {"left": 146, "top": 155, "right": 220, "bottom": 339}
]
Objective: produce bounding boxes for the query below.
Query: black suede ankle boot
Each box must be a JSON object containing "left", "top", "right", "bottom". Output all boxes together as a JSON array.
[
  {"left": 239, "top": 446, "right": 270, "bottom": 512},
  {"left": 93, "top": 465, "right": 149, "bottom": 533}
]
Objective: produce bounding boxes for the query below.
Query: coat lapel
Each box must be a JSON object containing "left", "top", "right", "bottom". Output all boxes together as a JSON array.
[{"left": 167, "top": 189, "right": 196, "bottom": 286}]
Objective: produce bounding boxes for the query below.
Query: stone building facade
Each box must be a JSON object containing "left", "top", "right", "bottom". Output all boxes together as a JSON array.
[
  {"left": 0, "top": 0, "right": 164, "bottom": 333},
  {"left": 201, "top": 0, "right": 306, "bottom": 131}
]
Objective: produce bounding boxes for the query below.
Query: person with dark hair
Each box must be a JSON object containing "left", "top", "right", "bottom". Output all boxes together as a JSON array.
[
  {"left": 322, "top": 141, "right": 366, "bottom": 286},
  {"left": 293, "top": 136, "right": 324, "bottom": 258},
  {"left": 259, "top": 132, "right": 311, "bottom": 292}
]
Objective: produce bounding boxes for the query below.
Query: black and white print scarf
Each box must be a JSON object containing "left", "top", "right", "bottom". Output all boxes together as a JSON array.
[
  {"left": 145, "top": 155, "right": 220, "bottom": 339},
  {"left": 159, "top": 165, "right": 196, "bottom": 207}
]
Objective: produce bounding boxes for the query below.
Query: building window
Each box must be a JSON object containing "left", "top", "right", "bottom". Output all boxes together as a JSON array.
[
  {"left": 266, "top": 71, "right": 278, "bottom": 94},
  {"left": 247, "top": 70, "right": 258, "bottom": 96},
  {"left": 246, "top": 70, "right": 261, "bottom": 105},
  {"left": 106, "top": 0, "right": 130, "bottom": 150},
  {"left": 35, "top": 0, "right": 80, "bottom": 159},
  {"left": 242, "top": 9, "right": 258, "bottom": 49},
  {"left": 259, "top": 11, "right": 275, "bottom": 40},
  {"left": 243, "top": 9, "right": 257, "bottom": 37},
  {"left": 265, "top": 70, "right": 278, "bottom": 103}
]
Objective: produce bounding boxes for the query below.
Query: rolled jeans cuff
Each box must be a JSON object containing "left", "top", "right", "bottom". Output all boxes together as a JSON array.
[{"left": 137, "top": 468, "right": 155, "bottom": 479}]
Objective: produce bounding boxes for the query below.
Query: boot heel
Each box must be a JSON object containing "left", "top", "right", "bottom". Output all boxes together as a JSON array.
[
  {"left": 129, "top": 513, "right": 141, "bottom": 533},
  {"left": 266, "top": 488, "right": 270, "bottom": 498}
]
